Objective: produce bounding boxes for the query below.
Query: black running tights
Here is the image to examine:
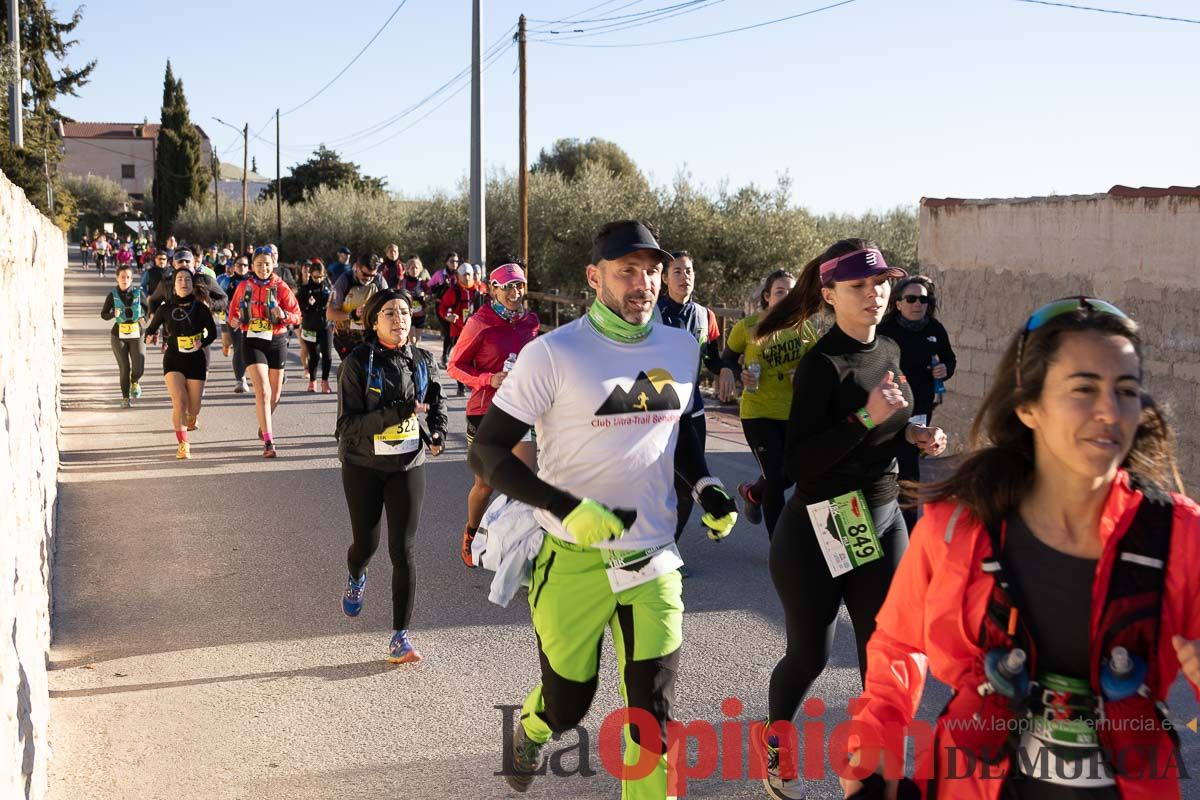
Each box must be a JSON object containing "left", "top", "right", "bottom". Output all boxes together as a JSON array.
[
  {"left": 767, "top": 499, "right": 909, "bottom": 726},
  {"left": 342, "top": 462, "right": 426, "bottom": 631}
]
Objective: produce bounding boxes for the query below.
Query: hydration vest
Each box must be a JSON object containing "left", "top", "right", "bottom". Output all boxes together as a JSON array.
[
  {"left": 111, "top": 288, "right": 143, "bottom": 322},
  {"left": 240, "top": 279, "right": 279, "bottom": 322},
  {"left": 932, "top": 481, "right": 1181, "bottom": 798}
]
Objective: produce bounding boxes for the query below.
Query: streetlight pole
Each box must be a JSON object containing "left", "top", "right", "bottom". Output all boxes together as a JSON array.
[
  {"left": 7, "top": 0, "right": 23, "bottom": 147},
  {"left": 517, "top": 14, "right": 528, "bottom": 274},
  {"left": 469, "top": 0, "right": 486, "bottom": 269}
]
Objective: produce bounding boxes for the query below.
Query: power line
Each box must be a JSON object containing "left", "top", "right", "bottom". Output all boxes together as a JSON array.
[
  {"left": 530, "top": 0, "right": 637, "bottom": 29},
  {"left": 530, "top": 0, "right": 712, "bottom": 31},
  {"left": 533, "top": 0, "right": 728, "bottom": 41},
  {"left": 279, "top": 0, "right": 411, "bottom": 117},
  {"left": 1013, "top": 0, "right": 1200, "bottom": 24},
  {"left": 532, "top": 0, "right": 858, "bottom": 47}
]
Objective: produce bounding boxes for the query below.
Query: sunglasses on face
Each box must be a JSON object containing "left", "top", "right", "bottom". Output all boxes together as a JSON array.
[
  {"left": 493, "top": 281, "right": 525, "bottom": 291},
  {"left": 902, "top": 295, "right": 930, "bottom": 305}
]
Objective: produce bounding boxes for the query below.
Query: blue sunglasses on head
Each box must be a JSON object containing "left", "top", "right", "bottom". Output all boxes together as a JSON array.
[{"left": 1016, "top": 296, "right": 1130, "bottom": 385}]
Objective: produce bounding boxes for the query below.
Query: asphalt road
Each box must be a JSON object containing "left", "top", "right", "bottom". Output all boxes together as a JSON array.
[{"left": 47, "top": 261, "right": 1199, "bottom": 799}]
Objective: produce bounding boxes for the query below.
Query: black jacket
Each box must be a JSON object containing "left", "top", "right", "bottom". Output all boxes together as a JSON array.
[
  {"left": 143, "top": 295, "right": 219, "bottom": 356},
  {"left": 148, "top": 270, "right": 228, "bottom": 315},
  {"left": 100, "top": 286, "right": 150, "bottom": 337},
  {"left": 877, "top": 316, "right": 957, "bottom": 418},
  {"left": 297, "top": 278, "right": 333, "bottom": 331},
  {"left": 336, "top": 340, "right": 448, "bottom": 472}
]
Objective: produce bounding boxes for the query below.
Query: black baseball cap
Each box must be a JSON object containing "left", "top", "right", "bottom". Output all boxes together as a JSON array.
[
  {"left": 337, "top": 246, "right": 351, "bottom": 255},
  {"left": 590, "top": 220, "right": 673, "bottom": 267}
]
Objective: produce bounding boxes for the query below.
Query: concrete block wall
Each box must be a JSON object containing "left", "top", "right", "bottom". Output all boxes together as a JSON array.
[
  {"left": 1, "top": 169, "right": 66, "bottom": 799},
  {"left": 919, "top": 192, "right": 1200, "bottom": 492}
]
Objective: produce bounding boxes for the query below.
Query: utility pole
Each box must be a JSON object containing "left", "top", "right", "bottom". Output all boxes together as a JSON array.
[
  {"left": 275, "top": 108, "right": 282, "bottom": 245},
  {"left": 468, "top": 0, "right": 486, "bottom": 268},
  {"left": 211, "top": 150, "right": 219, "bottom": 223},
  {"left": 42, "top": 146, "right": 52, "bottom": 211},
  {"left": 7, "top": 0, "right": 23, "bottom": 147},
  {"left": 517, "top": 14, "right": 528, "bottom": 274},
  {"left": 241, "top": 122, "right": 248, "bottom": 254}
]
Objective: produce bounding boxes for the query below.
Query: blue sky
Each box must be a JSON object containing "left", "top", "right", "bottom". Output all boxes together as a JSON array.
[{"left": 56, "top": 0, "right": 1200, "bottom": 213}]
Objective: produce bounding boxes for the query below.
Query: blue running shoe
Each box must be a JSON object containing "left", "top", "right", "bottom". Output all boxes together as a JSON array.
[
  {"left": 342, "top": 571, "right": 366, "bottom": 617},
  {"left": 388, "top": 629, "right": 422, "bottom": 664}
]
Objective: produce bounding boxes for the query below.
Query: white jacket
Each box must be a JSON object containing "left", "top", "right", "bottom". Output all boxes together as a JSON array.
[{"left": 472, "top": 493, "right": 543, "bottom": 607}]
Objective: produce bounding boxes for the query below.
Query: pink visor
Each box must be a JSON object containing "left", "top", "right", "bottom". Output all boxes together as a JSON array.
[
  {"left": 489, "top": 263, "right": 526, "bottom": 285},
  {"left": 818, "top": 248, "right": 907, "bottom": 283}
]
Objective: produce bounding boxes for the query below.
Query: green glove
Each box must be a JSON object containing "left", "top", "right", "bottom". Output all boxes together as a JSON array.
[
  {"left": 562, "top": 498, "right": 631, "bottom": 547},
  {"left": 696, "top": 481, "right": 738, "bottom": 542}
]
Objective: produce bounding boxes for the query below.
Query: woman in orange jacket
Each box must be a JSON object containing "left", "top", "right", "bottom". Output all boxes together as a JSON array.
[{"left": 844, "top": 297, "right": 1200, "bottom": 800}]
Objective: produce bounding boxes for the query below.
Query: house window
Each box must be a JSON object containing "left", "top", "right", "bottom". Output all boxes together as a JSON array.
[{"left": 121, "top": 164, "right": 135, "bottom": 179}]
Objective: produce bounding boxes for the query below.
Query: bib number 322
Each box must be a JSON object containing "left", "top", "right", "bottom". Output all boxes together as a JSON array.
[{"left": 805, "top": 490, "right": 882, "bottom": 578}]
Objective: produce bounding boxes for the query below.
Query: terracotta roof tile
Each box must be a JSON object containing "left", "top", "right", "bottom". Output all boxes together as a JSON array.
[
  {"left": 1107, "top": 185, "right": 1200, "bottom": 198},
  {"left": 60, "top": 121, "right": 210, "bottom": 141}
]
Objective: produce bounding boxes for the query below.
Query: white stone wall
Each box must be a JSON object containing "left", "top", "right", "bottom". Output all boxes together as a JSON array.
[
  {"left": 920, "top": 193, "right": 1200, "bottom": 491},
  {"left": 0, "top": 168, "right": 66, "bottom": 800}
]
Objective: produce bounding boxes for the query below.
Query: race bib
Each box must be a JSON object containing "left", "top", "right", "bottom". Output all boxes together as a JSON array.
[
  {"left": 805, "top": 490, "right": 882, "bottom": 578},
  {"left": 118, "top": 322, "right": 140, "bottom": 339},
  {"left": 176, "top": 334, "right": 200, "bottom": 353},
  {"left": 373, "top": 414, "right": 420, "bottom": 456},
  {"left": 300, "top": 328, "right": 317, "bottom": 343},
  {"left": 602, "top": 543, "right": 683, "bottom": 593},
  {"left": 349, "top": 320, "right": 365, "bottom": 331},
  {"left": 248, "top": 318, "right": 273, "bottom": 340}
]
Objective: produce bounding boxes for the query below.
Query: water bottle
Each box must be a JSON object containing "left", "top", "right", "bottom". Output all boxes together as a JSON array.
[
  {"left": 1100, "top": 646, "right": 1146, "bottom": 701},
  {"left": 745, "top": 363, "right": 762, "bottom": 394},
  {"left": 984, "top": 647, "right": 1029, "bottom": 699},
  {"left": 931, "top": 354, "right": 946, "bottom": 402},
  {"left": 503, "top": 352, "right": 517, "bottom": 373}
]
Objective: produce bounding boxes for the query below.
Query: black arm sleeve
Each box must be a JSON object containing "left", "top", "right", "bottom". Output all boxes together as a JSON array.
[
  {"left": 701, "top": 338, "right": 724, "bottom": 377},
  {"left": 424, "top": 359, "right": 448, "bottom": 437},
  {"left": 936, "top": 321, "right": 957, "bottom": 380},
  {"left": 673, "top": 412, "right": 711, "bottom": 489},
  {"left": 719, "top": 345, "right": 742, "bottom": 374},
  {"left": 783, "top": 355, "right": 870, "bottom": 485},
  {"left": 335, "top": 353, "right": 409, "bottom": 441},
  {"left": 468, "top": 407, "right": 579, "bottom": 519},
  {"left": 100, "top": 293, "right": 116, "bottom": 320},
  {"left": 143, "top": 304, "right": 167, "bottom": 338}
]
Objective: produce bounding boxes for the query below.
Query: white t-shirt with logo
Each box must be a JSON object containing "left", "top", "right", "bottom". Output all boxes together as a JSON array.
[{"left": 492, "top": 317, "right": 700, "bottom": 551}]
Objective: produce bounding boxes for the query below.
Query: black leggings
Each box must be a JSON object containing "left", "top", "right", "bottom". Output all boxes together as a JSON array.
[
  {"left": 673, "top": 412, "right": 707, "bottom": 542},
  {"left": 740, "top": 417, "right": 792, "bottom": 537},
  {"left": 304, "top": 329, "right": 333, "bottom": 380},
  {"left": 767, "top": 499, "right": 909, "bottom": 725},
  {"left": 341, "top": 462, "right": 426, "bottom": 631},
  {"left": 110, "top": 335, "right": 146, "bottom": 398}
]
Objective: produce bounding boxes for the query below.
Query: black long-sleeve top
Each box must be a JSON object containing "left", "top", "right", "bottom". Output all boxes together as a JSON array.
[
  {"left": 143, "top": 295, "right": 218, "bottom": 356},
  {"left": 297, "top": 279, "right": 333, "bottom": 331},
  {"left": 335, "top": 340, "right": 448, "bottom": 473},
  {"left": 100, "top": 287, "right": 149, "bottom": 337},
  {"left": 876, "top": 317, "right": 956, "bottom": 418},
  {"left": 785, "top": 324, "right": 913, "bottom": 509}
]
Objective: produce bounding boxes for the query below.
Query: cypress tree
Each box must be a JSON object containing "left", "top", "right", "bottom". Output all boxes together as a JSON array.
[{"left": 152, "top": 62, "right": 206, "bottom": 243}]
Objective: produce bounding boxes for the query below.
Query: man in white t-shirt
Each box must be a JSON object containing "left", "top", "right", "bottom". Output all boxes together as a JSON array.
[{"left": 469, "top": 220, "right": 738, "bottom": 799}]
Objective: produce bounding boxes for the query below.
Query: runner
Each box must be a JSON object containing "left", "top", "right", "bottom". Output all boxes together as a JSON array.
[
  {"left": 752, "top": 239, "right": 946, "bottom": 800},
  {"left": 141, "top": 250, "right": 170, "bottom": 299},
  {"left": 469, "top": 220, "right": 738, "bottom": 797},
  {"left": 428, "top": 251, "right": 460, "bottom": 367},
  {"left": 143, "top": 270, "right": 218, "bottom": 459},
  {"left": 99, "top": 263, "right": 149, "bottom": 407},
  {"left": 436, "top": 263, "right": 482, "bottom": 396},
  {"left": 218, "top": 256, "right": 252, "bottom": 393},
  {"left": 877, "top": 275, "right": 957, "bottom": 532},
  {"left": 114, "top": 241, "right": 134, "bottom": 273},
  {"left": 655, "top": 250, "right": 725, "bottom": 542},
  {"left": 446, "top": 262, "right": 540, "bottom": 567},
  {"left": 844, "top": 297, "right": 1200, "bottom": 800},
  {"left": 328, "top": 246, "right": 353, "bottom": 285},
  {"left": 401, "top": 257, "right": 429, "bottom": 345},
  {"left": 328, "top": 253, "right": 388, "bottom": 360},
  {"left": 336, "top": 288, "right": 447, "bottom": 663},
  {"left": 297, "top": 258, "right": 334, "bottom": 393},
  {"left": 380, "top": 243, "right": 403, "bottom": 288},
  {"left": 227, "top": 246, "right": 302, "bottom": 458},
  {"left": 716, "top": 269, "right": 818, "bottom": 538},
  {"left": 93, "top": 233, "right": 111, "bottom": 276},
  {"left": 148, "top": 249, "right": 228, "bottom": 317}
]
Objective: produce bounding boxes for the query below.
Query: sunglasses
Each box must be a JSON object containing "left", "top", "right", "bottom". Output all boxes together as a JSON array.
[
  {"left": 253, "top": 246, "right": 274, "bottom": 257},
  {"left": 493, "top": 281, "right": 525, "bottom": 291},
  {"left": 1015, "top": 296, "right": 1130, "bottom": 385},
  {"left": 901, "top": 295, "right": 930, "bottom": 305}
]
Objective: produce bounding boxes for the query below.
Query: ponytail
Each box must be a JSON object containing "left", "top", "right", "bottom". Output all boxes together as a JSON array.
[{"left": 755, "top": 238, "right": 876, "bottom": 341}]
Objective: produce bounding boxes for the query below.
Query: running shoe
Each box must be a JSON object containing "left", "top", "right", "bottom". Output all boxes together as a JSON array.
[
  {"left": 263, "top": 440, "right": 277, "bottom": 458},
  {"left": 762, "top": 734, "right": 806, "bottom": 800},
  {"left": 461, "top": 524, "right": 477, "bottom": 569},
  {"left": 342, "top": 571, "right": 367, "bottom": 617},
  {"left": 387, "top": 629, "right": 422, "bottom": 664},
  {"left": 234, "top": 378, "right": 248, "bottom": 394},
  {"left": 321, "top": 380, "right": 333, "bottom": 394},
  {"left": 504, "top": 720, "right": 545, "bottom": 792},
  {"left": 130, "top": 382, "right": 142, "bottom": 398},
  {"left": 176, "top": 441, "right": 190, "bottom": 460},
  {"left": 120, "top": 398, "right": 130, "bottom": 408},
  {"left": 186, "top": 413, "right": 199, "bottom": 431},
  {"left": 307, "top": 380, "right": 316, "bottom": 393},
  {"left": 739, "top": 481, "right": 764, "bottom": 525}
]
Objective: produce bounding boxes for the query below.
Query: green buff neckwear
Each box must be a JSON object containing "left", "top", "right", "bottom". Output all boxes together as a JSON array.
[{"left": 586, "top": 298, "right": 652, "bottom": 344}]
